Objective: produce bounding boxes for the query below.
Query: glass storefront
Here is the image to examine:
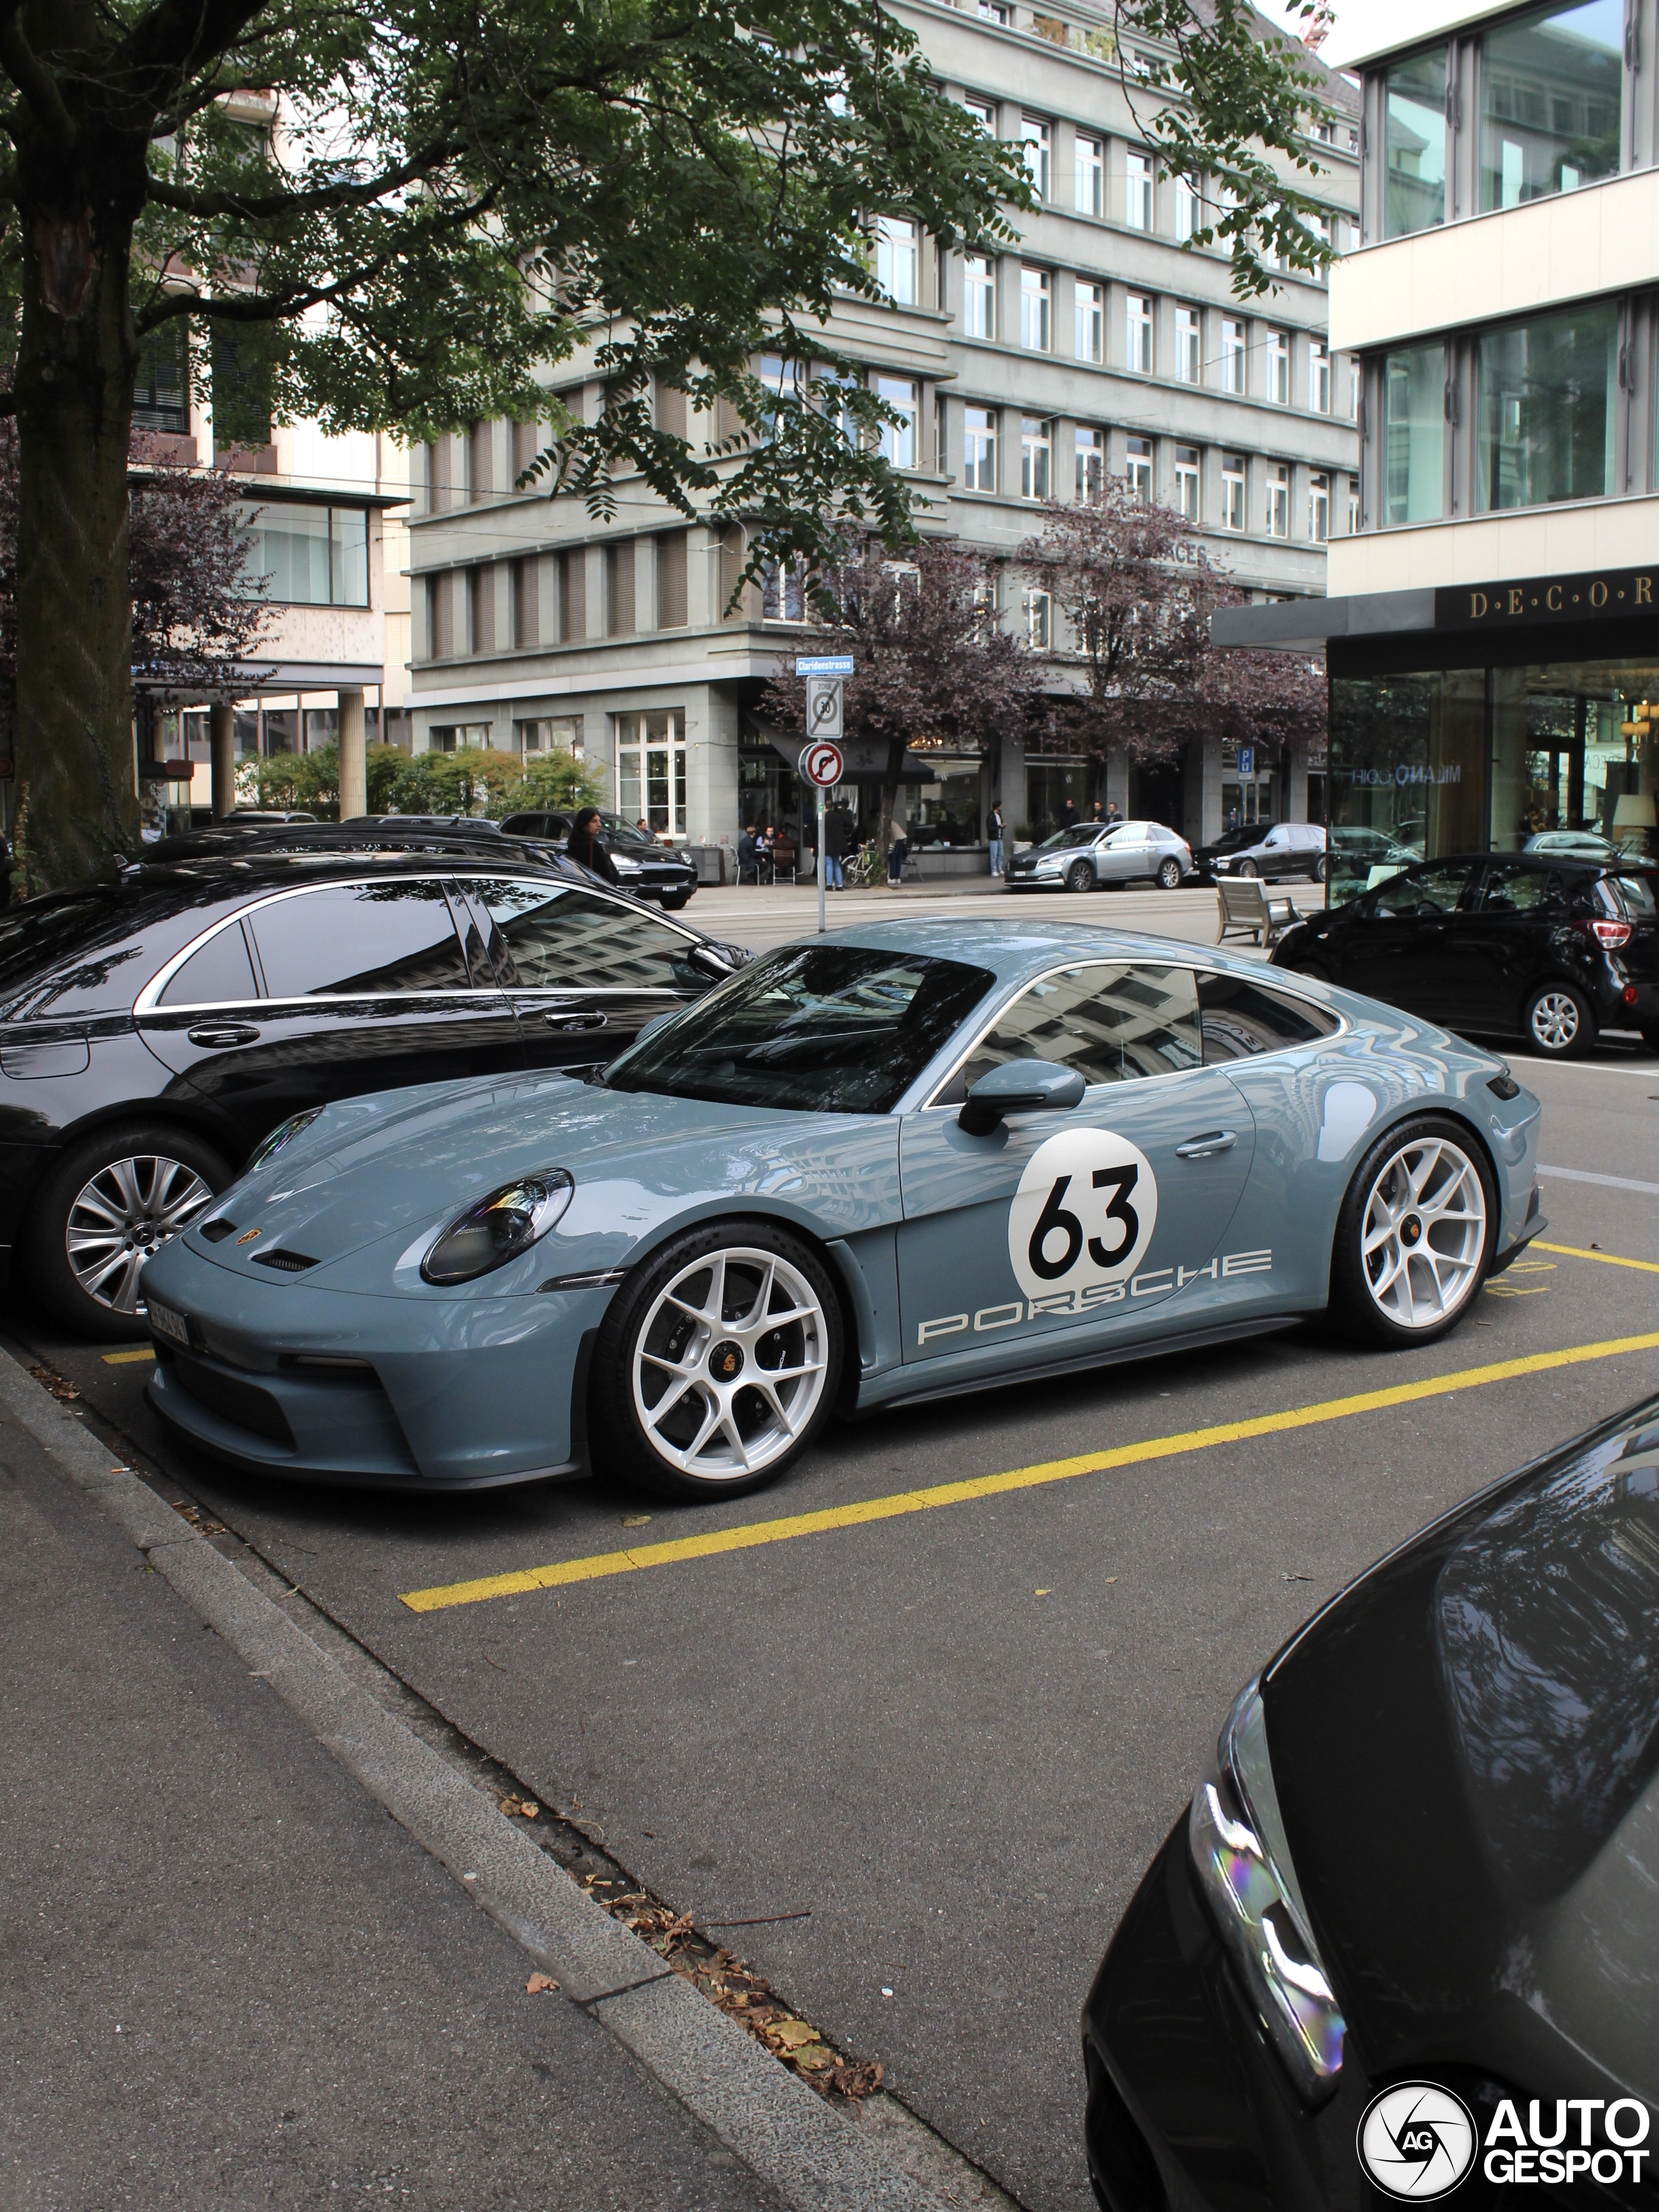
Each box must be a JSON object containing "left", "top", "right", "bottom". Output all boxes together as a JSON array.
[{"left": 1328, "top": 654, "right": 1658, "bottom": 897}]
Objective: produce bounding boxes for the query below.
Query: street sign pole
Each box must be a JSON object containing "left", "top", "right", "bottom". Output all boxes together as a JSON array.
[
  {"left": 818, "top": 781, "right": 827, "bottom": 935},
  {"left": 796, "top": 660, "right": 849, "bottom": 934}
]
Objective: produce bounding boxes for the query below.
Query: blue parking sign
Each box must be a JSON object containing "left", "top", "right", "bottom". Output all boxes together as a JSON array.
[{"left": 1238, "top": 746, "right": 1255, "bottom": 776}]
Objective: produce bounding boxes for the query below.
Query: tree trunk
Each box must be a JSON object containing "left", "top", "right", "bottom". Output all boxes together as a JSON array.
[{"left": 14, "top": 183, "right": 141, "bottom": 892}]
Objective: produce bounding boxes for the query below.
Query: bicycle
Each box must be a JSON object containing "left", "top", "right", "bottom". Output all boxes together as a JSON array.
[{"left": 844, "top": 840, "right": 883, "bottom": 889}]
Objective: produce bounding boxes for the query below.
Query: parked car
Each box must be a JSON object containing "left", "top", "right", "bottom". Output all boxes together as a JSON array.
[
  {"left": 187, "top": 808, "right": 319, "bottom": 828},
  {"left": 1194, "top": 821, "right": 1329, "bottom": 882},
  {"left": 1004, "top": 821, "right": 1195, "bottom": 892},
  {"left": 1272, "top": 850, "right": 1659, "bottom": 1057},
  {"left": 498, "top": 810, "right": 698, "bottom": 909},
  {"left": 1524, "top": 828, "right": 1623, "bottom": 860},
  {"left": 1084, "top": 1390, "right": 1659, "bottom": 2210},
  {"left": 0, "top": 831, "right": 743, "bottom": 1337}
]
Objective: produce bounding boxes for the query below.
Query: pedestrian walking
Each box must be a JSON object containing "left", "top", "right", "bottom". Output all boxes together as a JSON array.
[
  {"left": 1059, "top": 796, "right": 1078, "bottom": 833},
  {"left": 822, "top": 799, "right": 852, "bottom": 890},
  {"left": 565, "top": 806, "right": 620, "bottom": 884},
  {"left": 887, "top": 825, "right": 909, "bottom": 886},
  {"left": 986, "top": 801, "right": 1004, "bottom": 877},
  {"left": 737, "top": 824, "right": 760, "bottom": 884}
]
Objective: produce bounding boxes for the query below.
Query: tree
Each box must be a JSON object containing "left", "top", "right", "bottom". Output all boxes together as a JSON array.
[
  {"left": 1021, "top": 481, "right": 1324, "bottom": 771},
  {"left": 761, "top": 533, "right": 1041, "bottom": 861},
  {"left": 0, "top": 0, "right": 1341, "bottom": 890}
]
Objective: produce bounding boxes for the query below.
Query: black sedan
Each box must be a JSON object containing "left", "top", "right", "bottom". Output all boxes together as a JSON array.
[
  {"left": 0, "top": 829, "right": 740, "bottom": 1336},
  {"left": 498, "top": 810, "right": 699, "bottom": 908},
  {"left": 1194, "top": 821, "right": 1329, "bottom": 882},
  {"left": 1273, "top": 851, "right": 1659, "bottom": 1058},
  {"left": 1084, "top": 1392, "right": 1659, "bottom": 2209}
]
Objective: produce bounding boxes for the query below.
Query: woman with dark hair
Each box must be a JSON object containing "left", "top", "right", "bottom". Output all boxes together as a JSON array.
[{"left": 566, "top": 806, "right": 620, "bottom": 884}]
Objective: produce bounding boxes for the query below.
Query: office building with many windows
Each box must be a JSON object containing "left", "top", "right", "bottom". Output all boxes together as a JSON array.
[
  {"left": 408, "top": 0, "right": 1358, "bottom": 859},
  {"left": 1218, "top": 0, "right": 1659, "bottom": 888}
]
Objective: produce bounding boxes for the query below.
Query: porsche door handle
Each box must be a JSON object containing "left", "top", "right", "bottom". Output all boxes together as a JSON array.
[
  {"left": 187, "top": 1023, "right": 261, "bottom": 1046},
  {"left": 1176, "top": 1130, "right": 1237, "bottom": 1159},
  {"left": 545, "top": 1010, "right": 608, "bottom": 1031}
]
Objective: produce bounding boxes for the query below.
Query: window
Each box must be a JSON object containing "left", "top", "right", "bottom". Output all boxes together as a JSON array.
[
  {"left": 1174, "top": 445, "right": 1200, "bottom": 521},
  {"left": 1347, "top": 474, "right": 1360, "bottom": 534},
  {"left": 1480, "top": 0, "right": 1621, "bottom": 212},
  {"left": 964, "top": 95, "right": 996, "bottom": 131},
  {"left": 964, "top": 253, "right": 996, "bottom": 338},
  {"left": 963, "top": 406, "right": 998, "bottom": 492},
  {"left": 470, "top": 562, "right": 496, "bottom": 653},
  {"left": 428, "top": 723, "right": 492, "bottom": 752},
  {"left": 1476, "top": 301, "right": 1618, "bottom": 511},
  {"left": 1384, "top": 47, "right": 1448, "bottom": 238},
  {"left": 1348, "top": 356, "right": 1362, "bottom": 422},
  {"left": 1021, "top": 417, "right": 1052, "bottom": 500},
  {"left": 874, "top": 374, "right": 919, "bottom": 468},
  {"left": 1021, "top": 266, "right": 1051, "bottom": 351},
  {"left": 470, "top": 880, "right": 701, "bottom": 994},
  {"left": 1075, "top": 134, "right": 1104, "bottom": 216},
  {"left": 159, "top": 922, "right": 260, "bottom": 1008},
  {"left": 512, "top": 555, "right": 538, "bottom": 646},
  {"left": 248, "top": 882, "right": 470, "bottom": 999},
  {"left": 1075, "top": 426, "right": 1104, "bottom": 502},
  {"left": 1075, "top": 281, "right": 1104, "bottom": 363},
  {"left": 517, "top": 715, "right": 581, "bottom": 755},
  {"left": 979, "top": 0, "right": 1011, "bottom": 21},
  {"left": 134, "top": 322, "right": 189, "bottom": 435},
  {"left": 1383, "top": 343, "right": 1446, "bottom": 524},
  {"left": 1265, "top": 463, "right": 1288, "bottom": 537},
  {"left": 616, "top": 708, "right": 688, "bottom": 837},
  {"left": 1309, "top": 339, "right": 1330, "bottom": 414},
  {"left": 610, "top": 946, "right": 996, "bottom": 1116},
  {"left": 1174, "top": 172, "right": 1201, "bottom": 241},
  {"left": 1021, "top": 118, "right": 1051, "bottom": 200},
  {"left": 1125, "top": 437, "right": 1153, "bottom": 501},
  {"left": 1308, "top": 470, "right": 1330, "bottom": 541},
  {"left": 876, "top": 215, "right": 919, "bottom": 305},
  {"left": 1222, "top": 453, "right": 1246, "bottom": 530},
  {"left": 960, "top": 962, "right": 1202, "bottom": 1091},
  {"left": 761, "top": 559, "right": 806, "bottom": 619},
  {"left": 238, "top": 504, "right": 370, "bottom": 607},
  {"left": 1221, "top": 317, "right": 1246, "bottom": 393},
  {"left": 1174, "top": 305, "right": 1200, "bottom": 384},
  {"left": 211, "top": 327, "right": 273, "bottom": 452},
  {"left": 1197, "top": 972, "right": 1338, "bottom": 1061},
  {"left": 1266, "top": 328, "right": 1290, "bottom": 405},
  {"left": 817, "top": 367, "right": 861, "bottom": 449},
  {"left": 1125, "top": 150, "right": 1154, "bottom": 230},
  {"left": 656, "top": 531, "right": 688, "bottom": 628},
  {"left": 1126, "top": 294, "right": 1152, "bottom": 374},
  {"left": 1024, "top": 590, "right": 1052, "bottom": 649}
]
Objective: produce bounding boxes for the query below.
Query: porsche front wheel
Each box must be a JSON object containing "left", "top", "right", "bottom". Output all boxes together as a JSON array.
[
  {"left": 1328, "top": 1116, "right": 1494, "bottom": 1348},
  {"left": 591, "top": 1225, "right": 842, "bottom": 1500}
]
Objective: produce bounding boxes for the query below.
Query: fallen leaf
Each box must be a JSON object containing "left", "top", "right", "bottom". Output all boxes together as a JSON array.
[
  {"left": 830, "top": 2060, "right": 884, "bottom": 2100},
  {"left": 621, "top": 1513, "right": 652, "bottom": 1528},
  {"left": 769, "top": 2018, "right": 818, "bottom": 2049},
  {"left": 520, "top": 1801, "right": 539, "bottom": 1819},
  {"left": 795, "top": 2043, "right": 834, "bottom": 2069},
  {"left": 526, "top": 1972, "right": 558, "bottom": 1994},
  {"left": 1106, "top": 1576, "right": 1118, "bottom": 1584},
  {"left": 1034, "top": 1587, "right": 1050, "bottom": 1596}
]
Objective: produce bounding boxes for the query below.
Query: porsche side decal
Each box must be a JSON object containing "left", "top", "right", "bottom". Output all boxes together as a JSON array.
[{"left": 918, "top": 1249, "right": 1273, "bottom": 1345}]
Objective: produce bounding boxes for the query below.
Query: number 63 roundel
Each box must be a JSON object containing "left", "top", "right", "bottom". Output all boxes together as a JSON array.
[{"left": 1007, "top": 1127, "right": 1158, "bottom": 1303}]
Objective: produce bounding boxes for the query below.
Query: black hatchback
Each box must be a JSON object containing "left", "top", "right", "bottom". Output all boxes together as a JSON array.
[
  {"left": 1084, "top": 1392, "right": 1659, "bottom": 2209},
  {"left": 0, "top": 835, "right": 741, "bottom": 1336},
  {"left": 1272, "top": 851, "right": 1659, "bottom": 1057}
]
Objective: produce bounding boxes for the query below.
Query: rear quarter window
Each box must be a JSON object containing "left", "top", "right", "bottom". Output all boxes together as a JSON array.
[{"left": 1199, "top": 972, "right": 1340, "bottom": 1061}]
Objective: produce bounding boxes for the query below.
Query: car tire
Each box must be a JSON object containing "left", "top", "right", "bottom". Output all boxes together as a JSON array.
[
  {"left": 589, "top": 1221, "right": 844, "bottom": 1501},
  {"left": 1235, "top": 858, "right": 1259, "bottom": 879},
  {"left": 1327, "top": 1114, "right": 1495, "bottom": 1348},
  {"left": 1643, "top": 1026, "right": 1659, "bottom": 1056},
  {"left": 1312, "top": 855, "right": 1333, "bottom": 882},
  {"left": 25, "top": 1122, "right": 231, "bottom": 1340},
  {"left": 660, "top": 892, "right": 690, "bottom": 910},
  {"left": 1524, "top": 982, "right": 1594, "bottom": 1059},
  {"left": 1065, "top": 860, "right": 1095, "bottom": 893},
  {"left": 1156, "top": 857, "right": 1182, "bottom": 890}
]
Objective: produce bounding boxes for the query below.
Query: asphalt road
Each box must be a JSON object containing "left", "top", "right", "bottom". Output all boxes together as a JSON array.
[{"left": 8, "top": 1046, "right": 1658, "bottom": 2212}]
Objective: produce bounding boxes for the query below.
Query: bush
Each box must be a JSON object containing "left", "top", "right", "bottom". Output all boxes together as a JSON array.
[{"left": 235, "top": 741, "right": 603, "bottom": 825}]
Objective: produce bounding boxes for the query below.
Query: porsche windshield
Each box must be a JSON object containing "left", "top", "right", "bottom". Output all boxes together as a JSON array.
[{"left": 605, "top": 945, "right": 995, "bottom": 1112}]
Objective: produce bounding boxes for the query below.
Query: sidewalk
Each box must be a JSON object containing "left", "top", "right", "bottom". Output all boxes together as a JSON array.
[{"left": 1, "top": 1388, "right": 780, "bottom": 2211}]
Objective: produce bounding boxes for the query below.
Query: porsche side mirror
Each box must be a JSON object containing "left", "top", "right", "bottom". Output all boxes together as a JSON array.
[{"left": 959, "top": 1058, "right": 1086, "bottom": 1136}]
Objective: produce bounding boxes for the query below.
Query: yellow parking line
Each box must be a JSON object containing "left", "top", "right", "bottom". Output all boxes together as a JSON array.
[
  {"left": 101, "top": 1347, "right": 156, "bottom": 1365},
  {"left": 399, "top": 1329, "right": 1659, "bottom": 1615},
  {"left": 1535, "top": 1240, "right": 1659, "bottom": 1276}
]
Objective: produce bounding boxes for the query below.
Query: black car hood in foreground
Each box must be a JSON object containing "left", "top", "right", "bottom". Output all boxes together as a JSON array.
[{"left": 1264, "top": 1395, "right": 1659, "bottom": 2110}]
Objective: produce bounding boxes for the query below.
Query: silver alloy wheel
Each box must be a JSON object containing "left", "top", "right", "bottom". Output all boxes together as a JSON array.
[
  {"left": 1529, "top": 989, "right": 1581, "bottom": 1052},
  {"left": 1360, "top": 1135, "right": 1487, "bottom": 1331},
  {"left": 631, "top": 1245, "right": 830, "bottom": 1480},
  {"left": 1157, "top": 857, "right": 1181, "bottom": 889},
  {"left": 65, "top": 1153, "right": 216, "bottom": 1315}
]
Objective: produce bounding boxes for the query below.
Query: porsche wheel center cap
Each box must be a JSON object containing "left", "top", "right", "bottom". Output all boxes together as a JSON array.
[
  {"left": 711, "top": 1340, "right": 745, "bottom": 1382},
  {"left": 1400, "top": 1214, "right": 1423, "bottom": 1247}
]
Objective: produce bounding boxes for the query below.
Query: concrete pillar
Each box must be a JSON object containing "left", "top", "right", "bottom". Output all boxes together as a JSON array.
[
  {"left": 209, "top": 700, "right": 237, "bottom": 818},
  {"left": 338, "top": 687, "right": 367, "bottom": 820}
]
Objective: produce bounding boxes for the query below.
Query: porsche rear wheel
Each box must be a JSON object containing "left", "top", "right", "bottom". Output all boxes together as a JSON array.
[
  {"left": 591, "top": 1223, "right": 842, "bottom": 1500},
  {"left": 1328, "top": 1116, "right": 1494, "bottom": 1347}
]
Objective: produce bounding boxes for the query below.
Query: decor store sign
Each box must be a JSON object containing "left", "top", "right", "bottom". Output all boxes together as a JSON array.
[{"left": 1437, "top": 567, "right": 1658, "bottom": 630}]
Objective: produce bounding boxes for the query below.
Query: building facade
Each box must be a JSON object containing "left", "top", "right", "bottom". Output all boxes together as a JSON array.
[
  {"left": 407, "top": 0, "right": 1359, "bottom": 864},
  {"left": 1218, "top": 0, "right": 1659, "bottom": 892}
]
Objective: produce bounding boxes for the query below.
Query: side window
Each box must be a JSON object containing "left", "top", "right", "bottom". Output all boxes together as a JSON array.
[
  {"left": 157, "top": 920, "right": 259, "bottom": 1007},
  {"left": 1372, "top": 861, "right": 1476, "bottom": 917},
  {"left": 1198, "top": 972, "right": 1340, "bottom": 1061},
  {"left": 474, "top": 878, "right": 702, "bottom": 991},
  {"left": 956, "top": 962, "right": 1201, "bottom": 1094},
  {"left": 249, "top": 881, "right": 470, "bottom": 998},
  {"left": 1478, "top": 862, "right": 1566, "bottom": 916}
]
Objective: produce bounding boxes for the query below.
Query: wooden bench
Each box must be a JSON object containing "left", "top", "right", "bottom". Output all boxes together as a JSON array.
[{"left": 1216, "top": 875, "right": 1297, "bottom": 947}]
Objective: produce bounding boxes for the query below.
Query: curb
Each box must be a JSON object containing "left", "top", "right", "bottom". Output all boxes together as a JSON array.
[{"left": 0, "top": 1347, "right": 955, "bottom": 2212}]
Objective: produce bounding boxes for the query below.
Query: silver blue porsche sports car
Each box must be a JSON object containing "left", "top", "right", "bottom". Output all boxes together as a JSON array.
[{"left": 140, "top": 921, "right": 1546, "bottom": 1501}]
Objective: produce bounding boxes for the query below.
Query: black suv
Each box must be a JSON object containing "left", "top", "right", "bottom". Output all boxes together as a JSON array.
[
  {"left": 497, "top": 811, "right": 699, "bottom": 908},
  {"left": 0, "top": 830, "right": 741, "bottom": 1336},
  {"left": 1272, "top": 850, "right": 1659, "bottom": 1057}
]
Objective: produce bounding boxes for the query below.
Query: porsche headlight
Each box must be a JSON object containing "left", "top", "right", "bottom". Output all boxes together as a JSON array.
[
  {"left": 1188, "top": 1678, "right": 1345, "bottom": 2104},
  {"left": 246, "top": 1107, "right": 323, "bottom": 1175},
  {"left": 421, "top": 1171, "right": 575, "bottom": 1286}
]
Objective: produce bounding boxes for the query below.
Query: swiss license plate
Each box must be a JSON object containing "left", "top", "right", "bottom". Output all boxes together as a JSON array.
[{"left": 148, "top": 1298, "right": 191, "bottom": 1349}]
